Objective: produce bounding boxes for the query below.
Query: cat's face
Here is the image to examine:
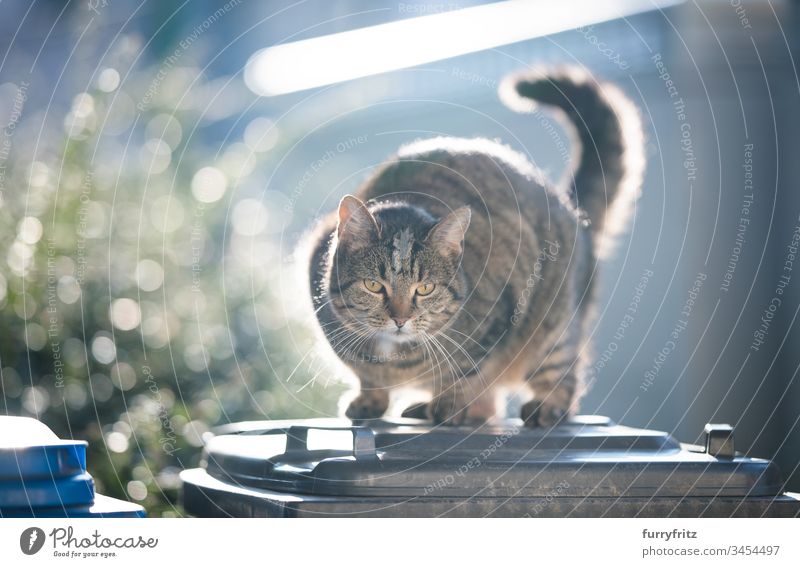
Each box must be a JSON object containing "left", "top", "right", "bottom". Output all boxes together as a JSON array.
[{"left": 327, "top": 196, "right": 470, "bottom": 343}]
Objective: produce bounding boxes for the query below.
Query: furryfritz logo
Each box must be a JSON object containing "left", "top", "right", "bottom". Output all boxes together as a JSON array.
[{"left": 20, "top": 527, "right": 46, "bottom": 555}]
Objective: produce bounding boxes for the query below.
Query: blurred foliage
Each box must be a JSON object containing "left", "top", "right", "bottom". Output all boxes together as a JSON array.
[{"left": 0, "top": 31, "right": 345, "bottom": 516}]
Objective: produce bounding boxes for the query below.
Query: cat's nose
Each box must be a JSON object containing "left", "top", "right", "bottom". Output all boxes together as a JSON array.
[{"left": 392, "top": 317, "right": 410, "bottom": 328}]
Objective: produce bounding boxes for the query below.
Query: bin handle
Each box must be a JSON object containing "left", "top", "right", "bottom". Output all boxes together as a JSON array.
[
  {"left": 704, "top": 423, "right": 735, "bottom": 459},
  {"left": 283, "top": 426, "right": 377, "bottom": 460}
]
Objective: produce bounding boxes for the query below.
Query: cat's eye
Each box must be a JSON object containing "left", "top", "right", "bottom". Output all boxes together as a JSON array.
[
  {"left": 416, "top": 283, "right": 436, "bottom": 296},
  {"left": 363, "top": 279, "right": 384, "bottom": 293}
]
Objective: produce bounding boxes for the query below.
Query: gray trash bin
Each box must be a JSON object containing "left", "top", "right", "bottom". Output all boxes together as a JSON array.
[{"left": 180, "top": 416, "right": 800, "bottom": 517}]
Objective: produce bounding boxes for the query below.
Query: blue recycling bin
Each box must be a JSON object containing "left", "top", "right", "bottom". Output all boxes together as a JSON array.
[{"left": 0, "top": 416, "right": 145, "bottom": 518}]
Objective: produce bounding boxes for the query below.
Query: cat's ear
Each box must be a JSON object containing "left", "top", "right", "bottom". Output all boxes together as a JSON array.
[
  {"left": 336, "top": 195, "right": 380, "bottom": 252},
  {"left": 426, "top": 206, "right": 471, "bottom": 257}
]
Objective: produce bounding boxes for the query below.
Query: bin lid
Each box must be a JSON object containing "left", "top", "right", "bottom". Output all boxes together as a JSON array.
[
  {"left": 200, "top": 416, "right": 785, "bottom": 499},
  {"left": 0, "top": 415, "right": 146, "bottom": 518},
  {"left": 0, "top": 472, "right": 95, "bottom": 509},
  {"left": 0, "top": 494, "right": 145, "bottom": 518},
  {"left": 0, "top": 416, "right": 87, "bottom": 479}
]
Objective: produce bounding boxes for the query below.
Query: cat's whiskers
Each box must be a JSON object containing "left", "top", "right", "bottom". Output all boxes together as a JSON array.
[
  {"left": 313, "top": 298, "right": 334, "bottom": 315},
  {"left": 324, "top": 326, "right": 363, "bottom": 349},
  {"left": 295, "top": 362, "right": 329, "bottom": 393},
  {"left": 425, "top": 332, "right": 465, "bottom": 385},
  {"left": 337, "top": 326, "right": 378, "bottom": 364},
  {"left": 430, "top": 332, "right": 488, "bottom": 409},
  {"left": 437, "top": 331, "right": 487, "bottom": 388},
  {"left": 334, "top": 328, "right": 369, "bottom": 361},
  {"left": 415, "top": 332, "right": 434, "bottom": 376},
  {"left": 419, "top": 332, "right": 445, "bottom": 395},
  {"left": 325, "top": 319, "right": 370, "bottom": 354},
  {"left": 347, "top": 330, "right": 382, "bottom": 366},
  {"left": 425, "top": 332, "right": 472, "bottom": 404},
  {"left": 325, "top": 317, "right": 372, "bottom": 337},
  {"left": 317, "top": 322, "right": 364, "bottom": 348},
  {"left": 283, "top": 346, "right": 317, "bottom": 383},
  {"left": 317, "top": 317, "right": 351, "bottom": 330},
  {"left": 348, "top": 328, "right": 379, "bottom": 360},
  {"left": 443, "top": 327, "right": 487, "bottom": 351}
]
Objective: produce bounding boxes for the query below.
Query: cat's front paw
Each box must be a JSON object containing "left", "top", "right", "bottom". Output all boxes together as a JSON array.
[
  {"left": 428, "top": 396, "right": 468, "bottom": 426},
  {"left": 345, "top": 391, "right": 389, "bottom": 421},
  {"left": 521, "top": 399, "right": 569, "bottom": 428}
]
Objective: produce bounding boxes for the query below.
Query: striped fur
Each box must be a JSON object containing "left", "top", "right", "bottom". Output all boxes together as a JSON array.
[{"left": 307, "top": 67, "right": 644, "bottom": 426}]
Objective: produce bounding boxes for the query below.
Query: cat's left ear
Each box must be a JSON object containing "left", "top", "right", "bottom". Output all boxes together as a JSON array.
[{"left": 426, "top": 206, "right": 471, "bottom": 257}]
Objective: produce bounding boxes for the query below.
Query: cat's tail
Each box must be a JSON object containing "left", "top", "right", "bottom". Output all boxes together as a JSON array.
[{"left": 499, "top": 66, "right": 645, "bottom": 257}]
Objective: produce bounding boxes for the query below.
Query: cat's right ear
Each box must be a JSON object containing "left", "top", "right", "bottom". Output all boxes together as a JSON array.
[{"left": 336, "top": 195, "right": 380, "bottom": 252}]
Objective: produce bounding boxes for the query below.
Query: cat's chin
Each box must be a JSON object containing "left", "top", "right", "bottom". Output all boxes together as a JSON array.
[{"left": 378, "top": 328, "right": 419, "bottom": 345}]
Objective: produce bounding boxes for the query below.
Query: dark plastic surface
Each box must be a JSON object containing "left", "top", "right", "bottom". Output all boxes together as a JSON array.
[
  {"left": 181, "top": 468, "right": 800, "bottom": 518},
  {"left": 181, "top": 415, "right": 800, "bottom": 517},
  {"left": 198, "top": 416, "right": 783, "bottom": 498}
]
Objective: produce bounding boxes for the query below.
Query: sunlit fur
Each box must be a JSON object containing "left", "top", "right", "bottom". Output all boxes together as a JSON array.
[{"left": 306, "top": 66, "right": 644, "bottom": 426}]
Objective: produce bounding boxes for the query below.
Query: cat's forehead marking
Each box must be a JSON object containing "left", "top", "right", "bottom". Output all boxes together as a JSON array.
[{"left": 392, "top": 228, "right": 414, "bottom": 273}]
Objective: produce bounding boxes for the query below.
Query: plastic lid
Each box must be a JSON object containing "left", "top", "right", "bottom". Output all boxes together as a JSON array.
[
  {"left": 0, "top": 472, "right": 95, "bottom": 509},
  {"left": 199, "top": 416, "right": 785, "bottom": 499},
  {"left": 0, "top": 416, "right": 87, "bottom": 479}
]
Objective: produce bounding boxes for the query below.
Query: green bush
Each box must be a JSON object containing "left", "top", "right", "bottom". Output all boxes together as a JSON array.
[{"left": 0, "top": 57, "right": 344, "bottom": 516}]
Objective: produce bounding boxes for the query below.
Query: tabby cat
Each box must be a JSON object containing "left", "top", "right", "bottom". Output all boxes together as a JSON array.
[{"left": 306, "top": 67, "right": 644, "bottom": 426}]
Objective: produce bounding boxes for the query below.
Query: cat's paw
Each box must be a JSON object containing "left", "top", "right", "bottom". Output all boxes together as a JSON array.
[
  {"left": 345, "top": 391, "right": 389, "bottom": 421},
  {"left": 521, "top": 399, "right": 569, "bottom": 428},
  {"left": 428, "top": 397, "right": 468, "bottom": 426}
]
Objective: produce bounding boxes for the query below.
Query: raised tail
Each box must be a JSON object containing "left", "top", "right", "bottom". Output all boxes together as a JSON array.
[{"left": 499, "top": 66, "right": 645, "bottom": 257}]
